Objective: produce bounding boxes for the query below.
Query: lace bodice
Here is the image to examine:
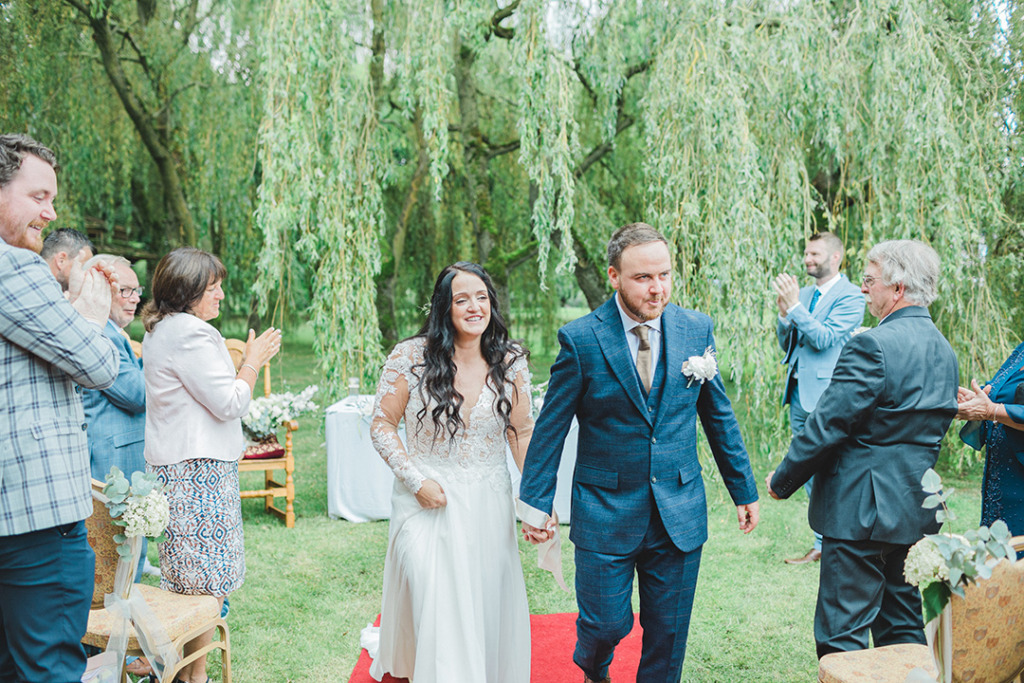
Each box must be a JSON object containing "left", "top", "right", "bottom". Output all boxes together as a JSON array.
[{"left": 371, "top": 338, "right": 534, "bottom": 494}]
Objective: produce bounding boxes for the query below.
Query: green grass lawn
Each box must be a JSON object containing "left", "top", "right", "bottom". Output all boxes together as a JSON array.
[{"left": 165, "top": 336, "right": 983, "bottom": 682}]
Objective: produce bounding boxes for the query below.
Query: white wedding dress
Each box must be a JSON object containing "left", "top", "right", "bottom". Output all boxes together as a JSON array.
[{"left": 360, "top": 338, "right": 533, "bottom": 683}]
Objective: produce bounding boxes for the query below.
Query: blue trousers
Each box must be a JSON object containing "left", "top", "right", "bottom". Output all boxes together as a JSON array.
[
  {"left": 789, "top": 398, "right": 822, "bottom": 551},
  {"left": 573, "top": 504, "right": 702, "bottom": 683},
  {"left": 0, "top": 521, "right": 94, "bottom": 683}
]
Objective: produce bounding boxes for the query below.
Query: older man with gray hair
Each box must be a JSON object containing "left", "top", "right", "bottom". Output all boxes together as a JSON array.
[{"left": 766, "top": 239, "right": 959, "bottom": 659}]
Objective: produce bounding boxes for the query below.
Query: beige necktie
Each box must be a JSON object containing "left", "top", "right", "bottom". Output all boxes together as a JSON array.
[{"left": 633, "top": 324, "right": 652, "bottom": 393}]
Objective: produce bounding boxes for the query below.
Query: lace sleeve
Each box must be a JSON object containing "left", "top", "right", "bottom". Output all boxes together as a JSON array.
[
  {"left": 371, "top": 341, "right": 426, "bottom": 494},
  {"left": 506, "top": 351, "right": 535, "bottom": 473}
]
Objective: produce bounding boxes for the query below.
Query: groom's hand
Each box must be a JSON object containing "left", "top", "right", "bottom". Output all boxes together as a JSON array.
[
  {"left": 765, "top": 470, "right": 781, "bottom": 500},
  {"left": 736, "top": 501, "right": 759, "bottom": 534},
  {"left": 521, "top": 521, "right": 552, "bottom": 545}
]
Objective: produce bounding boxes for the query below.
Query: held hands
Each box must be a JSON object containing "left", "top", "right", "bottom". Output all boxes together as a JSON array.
[
  {"left": 66, "top": 249, "right": 93, "bottom": 304},
  {"left": 737, "top": 501, "right": 760, "bottom": 534},
  {"left": 957, "top": 379, "right": 996, "bottom": 421},
  {"left": 415, "top": 479, "right": 447, "bottom": 508},
  {"left": 71, "top": 261, "right": 119, "bottom": 326},
  {"left": 764, "top": 470, "right": 781, "bottom": 500},
  {"left": 243, "top": 326, "right": 283, "bottom": 369},
  {"left": 771, "top": 273, "right": 800, "bottom": 317},
  {"left": 521, "top": 514, "right": 558, "bottom": 545}
]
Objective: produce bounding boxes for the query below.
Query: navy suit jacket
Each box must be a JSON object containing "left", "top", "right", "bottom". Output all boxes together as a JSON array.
[
  {"left": 772, "top": 306, "right": 958, "bottom": 544},
  {"left": 777, "top": 275, "right": 865, "bottom": 411},
  {"left": 81, "top": 320, "right": 146, "bottom": 482},
  {"left": 519, "top": 298, "right": 758, "bottom": 555}
]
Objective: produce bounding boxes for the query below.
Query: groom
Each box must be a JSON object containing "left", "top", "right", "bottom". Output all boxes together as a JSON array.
[{"left": 519, "top": 223, "right": 760, "bottom": 682}]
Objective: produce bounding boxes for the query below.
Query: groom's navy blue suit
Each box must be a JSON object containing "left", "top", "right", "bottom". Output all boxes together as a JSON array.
[{"left": 520, "top": 296, "right": 758, "bottom": 682}]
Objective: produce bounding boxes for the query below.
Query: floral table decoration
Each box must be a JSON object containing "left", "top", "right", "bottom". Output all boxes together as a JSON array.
[{"left": 241, "top": 385, "right": 319, "bottom": 458}]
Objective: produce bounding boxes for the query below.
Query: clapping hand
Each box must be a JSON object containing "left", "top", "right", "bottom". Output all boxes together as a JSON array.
[
  {"left": 957, "top": 379, "right": 995, "bottom": 421},
  {"left": 771, "top": 273, "right": 800, "bottom": 317},
  {"left": 243, "top": 326, "right": 283, "bottom": 368},
  {"left": 71, "top": 260, "right": 119, "bottom": 326}
]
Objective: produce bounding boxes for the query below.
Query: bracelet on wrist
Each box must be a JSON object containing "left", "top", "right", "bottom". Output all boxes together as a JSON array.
[{"left": 240, "top": 363, "right": 259, "bottom": 376}]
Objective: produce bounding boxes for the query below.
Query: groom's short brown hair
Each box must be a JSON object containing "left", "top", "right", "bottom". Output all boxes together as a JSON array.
[{"left": 607, "top": 222, "right": 668, "bottom": 270}]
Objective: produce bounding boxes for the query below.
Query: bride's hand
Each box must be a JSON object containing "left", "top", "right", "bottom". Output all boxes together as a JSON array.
[{"left": 416, "top": 479, "right": 447, "bottom": 508}]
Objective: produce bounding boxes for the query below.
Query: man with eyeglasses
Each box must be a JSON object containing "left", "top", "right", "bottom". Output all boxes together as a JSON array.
[
  {"left": 79, "top": 253, "right": 154, "bottom": 676},
  {"left": 766, "top": 239, "right": 958, "bottom": 659},
  {"left": 771, "top": 231, "right": 864, "bottom": 565},
  {"left": 81, "top": 255, "right": 147, "bottom": 484}
]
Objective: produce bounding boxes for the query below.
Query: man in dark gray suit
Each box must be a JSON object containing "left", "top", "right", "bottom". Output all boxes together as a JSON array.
[{"left": 766, "top": 239, "right": 958, "bottom": 658}]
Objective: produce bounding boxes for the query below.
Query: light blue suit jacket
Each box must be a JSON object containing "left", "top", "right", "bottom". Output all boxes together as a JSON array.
[
  {"left": 520, "top": 298, "right": 758, "bottom": 555},
  {"left": 0, "top": 240, "right": 118, "bottom": 535},
  {"left": 776, "top": 274, "right": 865, "bottom": 411},
  {"left": 81, "top": 320, "right": 146, "bottom": 482}
]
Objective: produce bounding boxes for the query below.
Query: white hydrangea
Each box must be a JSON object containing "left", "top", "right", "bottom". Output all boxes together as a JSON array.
[
  {"left": 121, "top": 490, "right": 170, "bottom": 539},
  {"left": 904, "top": 537, "right": 950, "bottom": 587},
  {"left": 242, "top": 385, "right": 319, "bottom": 439}
]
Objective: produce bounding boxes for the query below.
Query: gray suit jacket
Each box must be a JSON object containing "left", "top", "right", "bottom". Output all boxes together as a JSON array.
[
  {"left": 772, "top": 306, "right": 958, "bottom": 545},
  {"left": 0, "top": 240, "right": 118, "bottom": 535}
]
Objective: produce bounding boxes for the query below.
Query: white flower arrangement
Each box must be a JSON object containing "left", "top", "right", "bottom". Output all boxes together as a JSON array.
[
  {"left": 102, "top": 467, "right": 170, "bottom": 557},
  {"left": 682, "top": 347, "right": 717, "bottom": 387},
  {"left": 242, "top": 385, "right": 319, "bottom": 440},
  {"left": 905, "top": 468, "right": 1015, "bottom": 623}
]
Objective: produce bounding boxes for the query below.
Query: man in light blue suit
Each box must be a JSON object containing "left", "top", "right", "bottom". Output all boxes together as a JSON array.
[
  {"left": 772, "top": 231, "right": 864, "bottom": 565},
  {"left": 519, "top": 223, "right": 759, "bottom": 683},
  {"left": 81, "top": 255, "right": 146, "bottom": 484}
]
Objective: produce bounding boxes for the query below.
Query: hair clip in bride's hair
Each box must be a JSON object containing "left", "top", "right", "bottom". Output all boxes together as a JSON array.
[{"left": 420, "top": 301, "right": 432, "bottom": 315}]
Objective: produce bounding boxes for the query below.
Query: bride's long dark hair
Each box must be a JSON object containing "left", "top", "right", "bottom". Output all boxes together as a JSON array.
[{"left": 412, "top": 262, "right": 526, "bottom": 442}]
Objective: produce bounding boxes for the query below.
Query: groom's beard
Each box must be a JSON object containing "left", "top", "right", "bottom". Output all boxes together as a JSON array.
[{"left": 620, "top": 290, "right": 667, "bottom": 321}]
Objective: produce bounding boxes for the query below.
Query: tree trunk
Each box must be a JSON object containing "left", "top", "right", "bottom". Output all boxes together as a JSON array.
[{"left": 69, "top": 2, "right": 197, "bottom": 246}]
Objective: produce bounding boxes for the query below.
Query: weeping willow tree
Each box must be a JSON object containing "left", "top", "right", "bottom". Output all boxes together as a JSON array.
[
  {"left": 256, "top": 0, "right": 1023, "bottom": 468},
  {"left": 0, "top": 0, "right": 264, "bottom": 314}
]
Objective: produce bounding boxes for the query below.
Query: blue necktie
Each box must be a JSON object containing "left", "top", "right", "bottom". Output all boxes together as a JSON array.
[{"left": 809, "top": 289, "right": 821, "bottom": 313}]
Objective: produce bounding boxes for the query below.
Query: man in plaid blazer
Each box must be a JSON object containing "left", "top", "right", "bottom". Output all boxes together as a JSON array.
[{"left": 0, "top": 134, "right": 119, "bottom": 683}]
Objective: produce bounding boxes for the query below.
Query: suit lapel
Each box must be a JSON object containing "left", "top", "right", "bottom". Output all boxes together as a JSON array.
[
  {"left": 593, "top": 298, "right": 652, "bottom": 425},
  {"left": 654, "top": 305, "right": 690, "bottom": 428}
]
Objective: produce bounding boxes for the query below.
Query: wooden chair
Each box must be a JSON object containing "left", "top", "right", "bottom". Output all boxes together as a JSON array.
[
  {"left": 83, "top": 480, "right": 231, "bottom": 683},
  {"left": 224, "top": 338, "right": 297, "bottom": 528},
  {"left": 818, "top": 536, "right": 1024, "bottom": 683}
]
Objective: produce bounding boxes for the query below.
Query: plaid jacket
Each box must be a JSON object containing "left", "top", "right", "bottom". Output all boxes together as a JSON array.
[{"left": 0, "top": 239, "right": 118, "bottom": 535}]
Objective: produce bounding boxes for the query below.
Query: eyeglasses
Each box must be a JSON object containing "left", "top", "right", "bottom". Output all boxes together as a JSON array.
[
  {"left": 118, "top": 286, "right": 144, "bottom": 299},
  {"left": 861, "top": 275, "right": 879, "bottom": 287}
]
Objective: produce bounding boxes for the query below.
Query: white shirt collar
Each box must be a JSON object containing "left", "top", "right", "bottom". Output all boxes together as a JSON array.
[
  {"left": 816, "top": 272, "right": 842, "bottom": 297},
  {"left": 614, "top": 292, "right": 663, "bottom": 335}
]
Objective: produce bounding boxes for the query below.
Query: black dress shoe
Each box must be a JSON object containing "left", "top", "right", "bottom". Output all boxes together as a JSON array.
[{"left": 784, "top": 548, "right": 822, "bottom": 565}]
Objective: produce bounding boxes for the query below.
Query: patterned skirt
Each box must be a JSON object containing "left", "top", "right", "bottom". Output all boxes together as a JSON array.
[{"left": 149, "top": 459, "right": 245, "bottom": 596}]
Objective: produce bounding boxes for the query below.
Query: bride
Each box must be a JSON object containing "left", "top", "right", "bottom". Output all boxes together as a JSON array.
[{"left": 361, "top": 262, "right": 534, "bottom": 683}]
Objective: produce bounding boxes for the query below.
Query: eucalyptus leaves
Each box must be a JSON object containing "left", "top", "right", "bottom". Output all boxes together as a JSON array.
[
  {"left": 102, "top": 467, "right": 170, "bottom": 558},
  {"left": 904, "top": 468, "right": 1015, "bottom": 623}
]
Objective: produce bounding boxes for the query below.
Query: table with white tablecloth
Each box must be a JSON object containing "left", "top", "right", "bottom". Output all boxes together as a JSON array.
[{"left": 326, "top": 395, "right": 578, "bottom": 524}]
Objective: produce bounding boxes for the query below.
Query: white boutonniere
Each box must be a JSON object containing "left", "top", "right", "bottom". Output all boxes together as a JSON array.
[
  {"left": 682, "top": 346, "right": 717, "bottom": 387},
  {"left": 852, "top": 326, "right": 869, "bottom": 336}
]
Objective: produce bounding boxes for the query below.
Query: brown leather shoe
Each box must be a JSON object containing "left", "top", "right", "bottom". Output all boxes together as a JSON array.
[{"left": 784, "top": 548, "right": 822, "bottom": 565}]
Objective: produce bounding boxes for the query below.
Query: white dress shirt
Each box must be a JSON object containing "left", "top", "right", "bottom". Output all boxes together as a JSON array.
[
  {"left": 614, "top": 292, "right": 663, "bottom": 373},
  {"left": 143, "top": 312, "right": 251, "bottom": 466}
]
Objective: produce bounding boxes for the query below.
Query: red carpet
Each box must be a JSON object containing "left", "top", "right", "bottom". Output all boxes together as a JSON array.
[{"left": 348, "top": 613, "right": 643, "bottom": 682}]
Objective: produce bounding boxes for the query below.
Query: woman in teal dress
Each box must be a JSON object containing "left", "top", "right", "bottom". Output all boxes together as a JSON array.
[{"left": 958, "top": 342, "right": 1024, "bottom": 537}]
